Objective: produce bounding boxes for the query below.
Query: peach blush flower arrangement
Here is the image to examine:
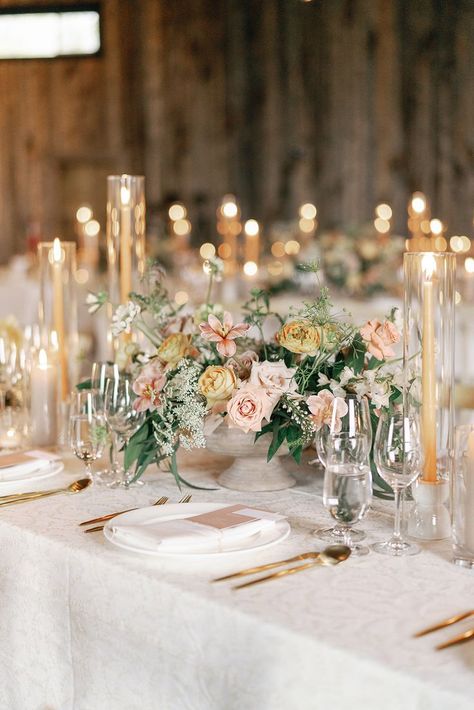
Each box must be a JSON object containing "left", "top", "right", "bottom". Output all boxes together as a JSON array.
[{"left": 95, "top": 260, "right": 402, "bottom": 495}]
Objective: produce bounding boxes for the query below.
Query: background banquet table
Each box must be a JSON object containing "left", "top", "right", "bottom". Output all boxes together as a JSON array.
[{"left": 0, "top": 451, "right": 472, "bottom": 710}]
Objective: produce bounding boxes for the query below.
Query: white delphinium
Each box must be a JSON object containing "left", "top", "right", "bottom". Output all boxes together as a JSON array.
[{"left": 111, "top": 301, "right": 141, "bottom": 336}]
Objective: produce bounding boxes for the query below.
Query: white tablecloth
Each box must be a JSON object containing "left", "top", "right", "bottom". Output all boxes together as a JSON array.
[{"left": 0, "top": 450, "right": 472, "bottom": 710}]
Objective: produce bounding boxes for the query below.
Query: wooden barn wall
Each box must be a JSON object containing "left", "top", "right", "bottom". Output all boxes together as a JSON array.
[{"left": 0, "top": 0, "right": 472, "bottom": 262}]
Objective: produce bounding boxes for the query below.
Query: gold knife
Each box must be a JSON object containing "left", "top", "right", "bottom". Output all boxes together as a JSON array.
[
  {"left": 414, "top": 610, "right": 474, "bottom": 637},
  {"left": 436, "top": 627, "right": 474, "bottom": 651},
  {"left": 213, "top": 551, "right": 321, "bottom": 582}
]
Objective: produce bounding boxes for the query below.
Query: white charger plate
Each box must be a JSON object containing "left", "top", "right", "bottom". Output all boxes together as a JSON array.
[
  {"left": 0, "top": 460, "right": 64, "bottom": 486},
  {"left": 104, "top": 502, "right": 291, "bottom": 558}
]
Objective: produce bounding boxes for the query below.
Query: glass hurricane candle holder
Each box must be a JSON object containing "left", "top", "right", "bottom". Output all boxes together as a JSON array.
[
  {"left": 106, "top": 175, "right": 146, "bottom": 306},
  {"left": 403, "top": 252, "right": 455, "bottom": 540},
  {"left": 38, "top": 240, "right": 79, "bottom": 405}
]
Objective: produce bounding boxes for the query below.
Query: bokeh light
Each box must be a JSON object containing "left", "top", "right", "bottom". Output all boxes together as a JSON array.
[
  {"left": 465, "top": 257, "right": 474, "bottom": 274},
  {"left": 411, "top": 193, "right": 426, "bottom": 214},
  {"left": 375, "top": 203, "right": 392, "bottom": 220},
  {"left": 173, "top": 219, "right": 191, "bottom": 236},
  {"left": 174, "top": 291, "right": 189, "bottom": 305},
  {"left": 299, "top": 203, "right": 317, "bottom": 220},
  {"left": 199, "top": 243, "right": 216, "bottom": 259},
  {"left": 168, "top": 203, "right": 187, "bottom": 221},
  {"left": 243, "top": 261, "right": 258, "bottom": 276},
  {"left": 244, "top": 219, "right": 259, "bottom": 236},
  {"left": 374, "top": 218, "right": 390, "bottom": 234},
  {"left": 76, "top": 206, "right": 92, "bottom": 223},
  {"left": 271, "top": 241, "right": 286, "bottom": 258},
  {"left": 299, "top": 218, "right": 316, "bottom": 233},
  {"left": 218, "top": 243, "right": 231, "bottom": 259},
  {"left": 430, "top": 219, "right": 443, "bottom": 235},
  {"left": 285, "top": 240, "right": 301, "bottom": 255},
  {"left": 84, "top": 219, "right": 100, "bottom": 236}
]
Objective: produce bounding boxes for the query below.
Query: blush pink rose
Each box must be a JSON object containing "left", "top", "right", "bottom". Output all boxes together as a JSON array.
[
  {"left": 132, "top": 360, "right": 166, "bottom": 412},
  {"left": 306, "top": 389, "right": 348, "bottom": 432},
  {"left": 249, "top": 359, "right": 297, "bottom": 398},
  {"left": 360, "top": 319, "right": 400, "bottom": 360},
  {"left": 226, "top": 383, "right": 274, "bottom": 433}
]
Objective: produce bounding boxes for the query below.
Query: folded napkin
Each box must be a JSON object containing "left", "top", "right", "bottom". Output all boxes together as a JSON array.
[
  {"left": 110, "top": 505, "right": 286, "bottom": 552},
  {"left": 0, "top": 450, "right": 59, "bottom": 482}
]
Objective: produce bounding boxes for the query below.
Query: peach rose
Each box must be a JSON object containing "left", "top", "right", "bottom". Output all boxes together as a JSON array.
[
  {"left": 276, "top": 320, "right": 321, "bottom": 356},
  {"left": 226, "top": 384, "right": 274, "bottom": 433},
  {"left": 360, "top": 319, "right": 400, "bottom": 360},
  {"left": 198, "top": 366, "right": 237, "bottom": 406},
  {"left": 306, "top": 389, "right": 348, "bottom": 432},
  {"left": 157, "top": 333, "right": 195, "bottom": 367}
]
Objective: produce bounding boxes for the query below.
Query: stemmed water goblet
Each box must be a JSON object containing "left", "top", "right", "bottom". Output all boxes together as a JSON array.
[
  {"left": 104, "top": 366, "right": 144, "bottom": 488},
  {"left": 321, "top": 434, "right": 372, "bottom": 555},
  {"left": 372, "top": 411, "right": 422, "bottom": 556},
  {"left": 314, "top": 394, "right": 372, "bottom": 543},
  {"left": 69, "top": 391, "right": 106, "bottom": 482}
]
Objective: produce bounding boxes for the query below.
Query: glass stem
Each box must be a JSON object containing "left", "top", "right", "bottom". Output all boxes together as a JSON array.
[
  {"left": 110, "top": 430, "right": 120, "bottom": 473},
  {"left": 85, "top": 461, "right": 92, "bottom": 480},
  {"left": 393, "top": 488, "right": 402, "bottom": 540}
]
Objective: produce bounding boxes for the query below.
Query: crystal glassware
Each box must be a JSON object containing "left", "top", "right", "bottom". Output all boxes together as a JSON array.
[
  {"left": 104, "top": 367, "right": 144, "bottom": 488},
  {"left": 317, "top": 434, "right": 372, "bottom": 551},
  {"left": 69, "top": 391, "right": 106, "bottom": 482},
  {"left": 452, "top": 424, "right": 474, "bottom": 569},
  {"left": 90, "top": 361, "right": 116, "bottom": 482},
  {"left": 315, "top": 394, "right": 372, "bottom": 466},
  {"left": 372, "top": 411, "right": 422, "bottom": 556}
]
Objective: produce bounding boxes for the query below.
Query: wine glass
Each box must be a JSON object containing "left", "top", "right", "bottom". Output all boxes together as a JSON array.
[
  {"left": 69, "top": 391, "right": 106, "bottom": 482},
  {"left": 372, "top": 411, "right": 422, "bottom": 556},
  {"left": 317, "top": 434, "right": 372, "bottom": 550},
  {"left": 315, "top": 394, "right": 372, "bottom": 466},
  {"left": 104, "top": 367, "right": 144, "bottom": 488},
  {"left": 90, "top": 361, "right": 116, "bottom": 481}
]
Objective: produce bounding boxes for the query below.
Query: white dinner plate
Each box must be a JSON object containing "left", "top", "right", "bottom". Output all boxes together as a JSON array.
[
  {"left": 104, "top": 503, "right": 291, "bottom": 558},
  {"left": 0, "top": 460, "right": 64, "bottom": 486}
]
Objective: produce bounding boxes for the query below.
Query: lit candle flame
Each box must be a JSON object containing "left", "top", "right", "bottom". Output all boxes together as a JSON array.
[
  {"left": 52, "top": 237, "right": 62, "bottom": 263},
  {"left": 38, "top": 348, "right": 48, "bottom": 369},
  {"left": 422, "top": 253, "right": 436, "bottom": 280},
  {"left": 120, "top": 185, "right": 131, "bottom": 206}
]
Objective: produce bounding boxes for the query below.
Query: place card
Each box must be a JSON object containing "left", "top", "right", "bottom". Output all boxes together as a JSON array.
[{"left": 188, "top": 504, "right": 285, "bottom": 530}]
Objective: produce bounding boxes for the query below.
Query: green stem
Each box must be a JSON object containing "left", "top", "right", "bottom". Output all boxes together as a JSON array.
[
  {"left": 135, "top": 320, "right": 161, "bottom": 347},
  {"left": 205, "top": 273, "right": 214, "bottom": 306}
]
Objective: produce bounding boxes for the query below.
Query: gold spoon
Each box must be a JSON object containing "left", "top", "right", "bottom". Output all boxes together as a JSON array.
[
  {"left": 0, "top": 478, "right": 92, "bottom": 507},
  {"left": 233, "top": 544, "right": 351, "bottom": 590}
]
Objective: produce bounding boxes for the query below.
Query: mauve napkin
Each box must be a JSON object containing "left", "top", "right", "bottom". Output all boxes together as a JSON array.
[{"left": 110, "top": 506, "right": 286, "bottom": 552}]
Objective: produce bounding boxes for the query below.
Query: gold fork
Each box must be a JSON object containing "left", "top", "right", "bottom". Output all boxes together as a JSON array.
[
  {"left": 80, "top": 496, "right": 169, "bottom": 527},
  {"left": 414, "top": 610, "right": 474, "bottom": 650},
  {"left": 84, "top": 494, "right": 192, "bottom": 533}
]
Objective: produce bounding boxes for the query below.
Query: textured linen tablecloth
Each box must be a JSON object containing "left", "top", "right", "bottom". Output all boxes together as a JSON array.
[{"left": 0, "top": 450, "right": 472, "bottom": 710}]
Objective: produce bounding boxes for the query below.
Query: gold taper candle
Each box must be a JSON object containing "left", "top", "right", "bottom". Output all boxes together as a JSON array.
[
  {"left": 51, "top": 238, "right": 69, "bottom": 401},
  {"left": 120, "top": 184, "right": 132, "bottom": 303},
  {"left": 421, "top": 253, "right": 437, "bottom": 482}
]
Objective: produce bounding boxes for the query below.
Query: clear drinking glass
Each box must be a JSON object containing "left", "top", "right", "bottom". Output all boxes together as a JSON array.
[
  {"left": 319, "top": 434, "right": 372, "bottom": 553},
  {"left": 452, "top": 424, "right": 474, "bottom": 569},
  {"left": 104, "top": 367, "right": 144, "bottom": 488},
  {"left": 372, "top": 412, "right": 422, "bottom": 556},
  {"left": 69, "top": 391, "right": 106, "bottom": 481},
  {"left": 91, "top": 361, "right": 116, "bottom": 481},
  {"left": 315, "top": 394, "right": 372, "bottom": 466}
]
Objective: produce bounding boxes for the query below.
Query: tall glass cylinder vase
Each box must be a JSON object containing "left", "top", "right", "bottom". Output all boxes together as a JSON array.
[
  {"left": 106, "top": 175, "right": 146, "bottom": 306},
  {"left": 38, "top": 240, "right": 79, "bottom": 445},
  {"left": 403, "top": 252, "right": 456, "bottom": 540}
]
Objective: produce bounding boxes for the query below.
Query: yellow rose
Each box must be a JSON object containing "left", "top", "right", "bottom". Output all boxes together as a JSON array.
[
  {"left": 320, "top": 323, "right": 342, "bottom": 351},
  {"left": 157, "top": 333, "right": 194, "bottom": 367},
  {"left": 198, "top": 366, "right": 237, "bottom": 405},
  {"left": 276, "top": 320, "right": 321, "bottom": 356}
]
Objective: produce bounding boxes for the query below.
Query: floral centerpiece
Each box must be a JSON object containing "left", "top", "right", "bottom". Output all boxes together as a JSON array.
[
  {"left": 91, "top": 260, "right": 402, "bottom": 496},
  {"left": 320, "top": 224, "right": 405, "bottom": 298}
]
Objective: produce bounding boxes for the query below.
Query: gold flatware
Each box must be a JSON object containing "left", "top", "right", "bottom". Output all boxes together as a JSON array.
[
  {"left": 233, "top": 544, "right": 351, "bottom": 590},
  {"left": 213, "top": 551, "right": 322, "bottom": 583},
  {"left": 79, "top": 496, "right": 170, "bottom": 527},
  {"left": 84, "top": 493, "right": 193, "bottom": 533},
  {"left": 414, "top": 610, "right": 474, "bottom": 638},
  {"left": 0, "top": 478, "right": 91, "bottom": 507},
  {"left": 436, "top": 627, "right": 474, "bottom": 651}
]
